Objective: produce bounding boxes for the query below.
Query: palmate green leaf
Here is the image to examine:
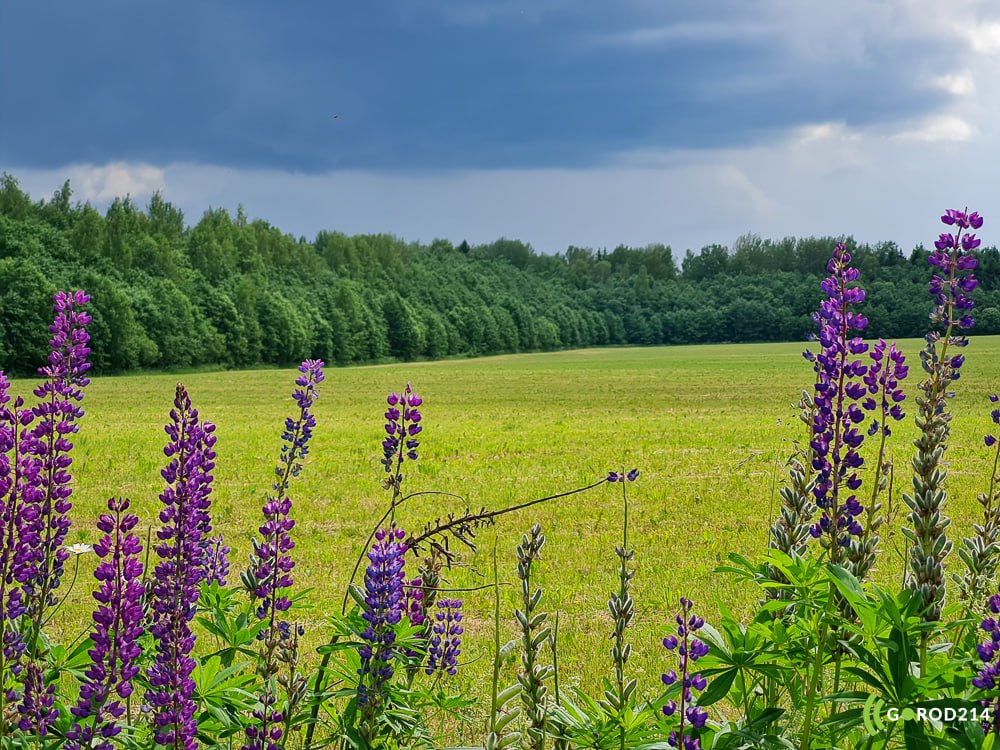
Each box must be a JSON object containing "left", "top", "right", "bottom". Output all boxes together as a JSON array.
[
  {"left": 46, "top": 637, "right": 95, "bottom": 681},
  {"left": 193, "top": 657, "right": 256, "bottom": 707}
]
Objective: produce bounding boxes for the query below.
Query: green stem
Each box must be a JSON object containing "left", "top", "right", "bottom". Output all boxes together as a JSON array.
[
  {"left": 800, "top": 580, "right": 835, "bottom": 749},
  {"left": 489, "top": 542, "right": 502, "bottom": 735}
]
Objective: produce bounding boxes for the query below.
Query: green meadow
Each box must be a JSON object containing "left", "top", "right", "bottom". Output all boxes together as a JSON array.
[{"left": 20, "top": 339, "right": 1000, "bottom": 726}]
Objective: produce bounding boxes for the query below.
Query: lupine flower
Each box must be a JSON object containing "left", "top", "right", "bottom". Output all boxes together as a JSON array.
[
  {"left": 0, "top": 374, "right": 28, "bottom": 699},
  {"left": 202, "top": 536, "right": 230, "bottom": 587},
  {"left": 662, "top": 597, "right": 710, "bottom": 750},
  {"left": 241, "top": 361, "right": 323, "bottom": 750},
  {"left": 358, "top": 527, "right": 407, "bottom": 713},
  {"left": 18, "top": 291, "right": 91, "bottom": 648},
  {"left": 987, "top": 395, "right": 1000, "bottom": 450},
  {"left": 65, "top": 498, "right": 145, "bottom": 750},
  {"left": 807, "top": 243, "right": 870, "bottom": 562},
  {"left": 147, "top": 384, "right": 216, "bottom": 750},
  {"left": 846, "top": 340, "right": 909, "bottom": 584},
  {"left": 607, "top": 468, "right": 640, "bottom": 483},
  {"left": 975, "top": 590, "right": 1000, "bottom": 733},
  {"left": 17, "top": 661, "right": 57, "bottom": 734},
  {"left": 276, "top": 359, "right": 324, "bottom": 498},
  {"left": 863, "top": 340, "right": 908, "bottom": 437},
  {"left": 381, "top": 383, "right": 422, "bottom": 492},
  {"left": 426, "top": 598, "right": 463, "bottom": 676},
  {"left": 905, "top": 209, "right": 983, "bottom": 622},
  {"left": 243, "top": 694, "right": 283, "bottom": 750},
  {"left": 250, "top": 498, "right": 295, "bottom": 623},
  {"left": 403, "top": 576, "right": 426, "bottom": 627},
  {"left": 246, "top": 360, "right": 323, "bottom": 627}
]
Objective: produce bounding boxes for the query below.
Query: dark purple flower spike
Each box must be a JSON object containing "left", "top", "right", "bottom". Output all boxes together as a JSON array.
[
  {"left": 426, "top": 598, "right": 463, "bottom": 677},
  {"left": 662, "top": 597, "right": 710, "bottom": 750},
  {"left": 66, "top": 498, "right": 145, "bottom": 750},
  {"left": 147, "top": 384, "right": 216, "bottom": 750},
  {"left": 381, "top": 383, "right": 423, "bottom": 493},
  {"left": 807, "top": 243, "right": 870, "bottom": 562},
  {"left": 19, "top": 290, "right": 92, "bottom": 649},
  {"left": 906, "top": 209, "right": 983, "bottom": 622}
]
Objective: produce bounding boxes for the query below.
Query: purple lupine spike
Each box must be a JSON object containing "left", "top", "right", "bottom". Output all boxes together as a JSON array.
[
  {"left": 248, "top": 360, "right": 323, "bottom": 625},
  {"left": 250, "top": 498, "right": 295, "bottom": 623},
  {"left": 975, "top": 592, "right": 1000, "bottom": 733},
  {"left": 147, "top": 384, "right": 216, "bottom": 750},
  {"left": 242, "top": 693, "right": 284, "bottom": 750},
  {"left": 242, "top": 360, "right": 323, "bottom": 750},
  {"left": 807, "top": 243, "right": 870, "bottom": 562},
  {"left": 65, "top": 498, "right": 145, "bottom": 750},
  {"left": 381, "top": 382, "right": 422, "bottom": 492},
  {"left": 403, "top": 576, "right": 426, "bottom": 626},
  {"left": 0, "top": 375, "right": 29, "bottom": 710},
  {"left": 358, "top": 527, "right": 407, "bottom": 714},
  {"left": 662, "top": 597, "right": 710, "bottom": 750},
  {"left": 17, "top": 661, "right": 57, "bottom": 734},
  {"left": 988, "top": 395, "right": 1000, "bottom": 449},
  {"left": 425, "top": 598, "right": 463, "bottom": 677},
  {"left": 202, "top": 536, "right": 230, "bottom": 587},
  {"left": 906, "top": 209, "right": 984, "bottom": 622},
  {"left": 862, "top": 340, "right": 908, "bottom": 437},
  {"left": 276, "top": 359, "right": 324, "bottom": 496},
  {"left": 18, "top": 291, "right": 91, "bottom": 649}
]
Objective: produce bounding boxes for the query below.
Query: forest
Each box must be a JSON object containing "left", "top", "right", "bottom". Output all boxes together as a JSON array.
[{"left": 2, "top": 172, "right": 1000, "bottom": 374}]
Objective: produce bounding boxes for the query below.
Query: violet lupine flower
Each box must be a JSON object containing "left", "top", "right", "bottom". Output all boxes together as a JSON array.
[
  {"left": 243, "top": 693, "right": 283, "bottom": 750},
  {"left": 863, "top": 340, "right": 908, "bottom": 437},
  {"left": 987, "top": 394, "right": 1000, "bottom": 449},
  {"left": 358, "top": 527, "right": 407, "bottom": 711},
  {"left": 65, "top": 498, "right": 145, "bottom": 750},
  {"left": 17, "top": 661, "right": 57, "bottom": 734},
  {"left": 247, "top": 360, "right": 323, "bottom": 625},
  {"left": 147, "top": 384, "right": 217, "bottom": 750},
  {"left": 0, "top": 375, "right": 28, "bottom": 694},
  {"left": 250, "top": 498, "right": 295, "bottom": 624},
  {"left": 905, "top": 209, "right": 983, "bottom": 622},
  {"left": 202, "top": 536, "right": 230, "bottom": 587},
  {"left": 241, "top": 361, "right": 323, "bottom": 750},
  {"left": 381, "top": 383, "right": 422, "bottom": 492},
  {"left": 275, "top": 359, "right": 324, "bottom": 498},
  {"left": 18, "top": 290, "right": 91, "bottom": 641},
  {"left": 426, "top": 598, "right": 463, "bottom": 677},
  {"left": 662, "top": 597, "right": 710, "bottom": 750},
  {"left": 607, "top": 468, "right": 640, "bottom": 483},
  {"left": 974, "top": 591, "right": 1000, "bottom": 733},
  {"left": 931, "top": 209, "right": 982, "bottom": 334},
  {"left": 807, "top": 243, "right": 870, "bottom": 562},
  {"left": 400, "top": 576, "right": 427, "bottom": 661},
  {"left": 403, "top": 576, "right": 426, "bottom": 626}
]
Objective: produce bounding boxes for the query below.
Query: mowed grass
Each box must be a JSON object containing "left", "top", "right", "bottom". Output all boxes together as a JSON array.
[{"left": 13, "top": 338, "right": 1000, "bottom": 729}]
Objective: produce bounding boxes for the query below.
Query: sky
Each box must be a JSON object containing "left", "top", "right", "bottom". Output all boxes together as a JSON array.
[{"left": 1, "top": 1, "right": 998, "bottom": 255}]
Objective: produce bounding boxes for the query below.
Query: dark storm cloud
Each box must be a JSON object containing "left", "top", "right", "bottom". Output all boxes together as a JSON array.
[{"left": 0, "top": 0, "right": 957, "bottom": 172}]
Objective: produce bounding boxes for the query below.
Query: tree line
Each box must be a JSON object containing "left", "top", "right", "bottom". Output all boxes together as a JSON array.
[{"left": 1, "top": 173, "right": 999, "bottom": 374}]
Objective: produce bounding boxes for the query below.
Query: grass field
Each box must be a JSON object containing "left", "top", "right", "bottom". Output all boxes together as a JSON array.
[{"left": 14, "top": 339, "right": 1000, "bottom": 734}]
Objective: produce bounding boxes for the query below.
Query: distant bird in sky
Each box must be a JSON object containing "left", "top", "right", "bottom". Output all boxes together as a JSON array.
[{"left": 332, "top": 114, "right": 340, "bottom": 120}]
